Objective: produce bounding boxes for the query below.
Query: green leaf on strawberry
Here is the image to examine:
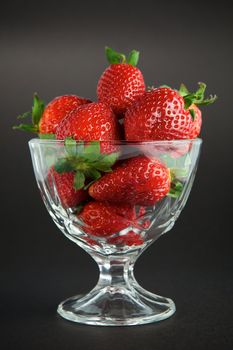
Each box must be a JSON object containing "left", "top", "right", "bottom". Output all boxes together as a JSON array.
[
  {"left": 83, "top": 141, "right": 101, "bottom": 161},
  {"left": 127, "top": 50, "right": 140, "bottom": 66},
  {"left": 77, "top": 143, "right": 85, "bottom": 154},
  {"left": 32, "top": 93, "right": 45, "bottom": 125},
  {"left": 13, "top": 93, "right": 45, "bottom": 134},
  {"left": 54, "top": 159, "right": 75, "bottom": 173},
  {"left": 179, "top": 82, "right": 217, "bottom": 119},
  {"left": 13, "top": 124, "right": 39, "bottom": 133},
  {"left": 105, "top": 46, "right": 140, "bottom": 66},
  {"left": 85, "top": 168, "right": 101, "bottom": 181},
  {"left": 159, "top": 84, "right": 171, "bottom": 89},
  {"left": 65, "top": 137, "right": 78, "bottom": 157},
  {"left": 179, "top": 83, "right": 189, "bottom": 97},
  {"left": 39, "top": 133, "right": 55, "bottom": 139},
  {"left": 74, "top": 171, "right": 85, "bottom": 190},
  {"left": 84, "top": 141, "right": 100, "bottom": 153},
  {"left": 189, "top": 109, "right": 195, "bottom": 121},
  {"left": 16, "top": 111, "right": 31, "bottom": 119},
  {"left": 93, "top": 152, "right": 118, "bottom": 172},
  {"left": 168, "top": 179, "right": 183, "bottom": 199},
  {"left": 197, "top": 94, "right": 217, "bottom": 106},
  {"left": 54, "top": 139, "right": 119, "bottom": 191},
  {"left": 105, "top": 47, "right": 126, "bottom": 64}
]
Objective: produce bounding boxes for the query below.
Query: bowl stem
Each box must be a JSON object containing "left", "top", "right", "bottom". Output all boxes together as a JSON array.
[{"left": 57, "top": 253, "right": 176, "bottom": 326}]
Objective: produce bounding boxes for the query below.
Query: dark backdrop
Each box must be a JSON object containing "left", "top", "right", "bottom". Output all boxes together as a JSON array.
[{"left": 1, "top": 1, "right": 233, "bottom": 349}]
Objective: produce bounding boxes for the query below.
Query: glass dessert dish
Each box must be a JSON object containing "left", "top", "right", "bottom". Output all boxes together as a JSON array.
[{"left": 29, "top": 138, "right": 201, "bottom": 326}]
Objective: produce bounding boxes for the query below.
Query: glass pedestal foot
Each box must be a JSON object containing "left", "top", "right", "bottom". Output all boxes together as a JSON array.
[{"left": 57, "top": 283, "right": 175, "bottom": 326}]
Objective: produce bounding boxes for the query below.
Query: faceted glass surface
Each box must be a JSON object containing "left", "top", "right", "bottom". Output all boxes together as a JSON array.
[{"left": 29, "top": 139, "right": 201, "bottom": 326}]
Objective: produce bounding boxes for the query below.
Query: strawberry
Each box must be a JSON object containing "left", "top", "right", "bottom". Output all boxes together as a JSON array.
[
  {"left": 188, "top": 104, "right": 202, "bottom": 139},
  {"left": 89, "top": 156, "right": 171, "bottom": 206},
  {"left": 13, "top": 94, "right": 91, "bottom": 136},
  {"left": 97, "top": 47, "right": 146, "bottom": 115},
  {"left": 77, "top": 201, "right": 136, "bottom": 237},
  {"left": 55, "top": 102, "right": 120, "bottom": 153},
  {"left": 124, "top": 83, "right": 216, "bottom": 141},
  {"left": 39, "top": 95, "right": 91, "bottom": 134},
  {"left": 48, "top": 166, "right": 88, "bottom": 208},
  {"left": 83, "top": 237, "right": 99, "bottom": 247},
  {"left": 107, "top": 231, "right": 144, "bottom": 246}
]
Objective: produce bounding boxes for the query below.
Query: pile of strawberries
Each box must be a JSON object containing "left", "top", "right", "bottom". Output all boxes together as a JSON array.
[{"left": 14, "top": 47, "right": 216, "bottom": 247}]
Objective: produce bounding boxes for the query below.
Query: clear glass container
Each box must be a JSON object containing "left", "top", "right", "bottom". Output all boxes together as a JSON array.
[{"left": 29, "top": 138, "right": 202, "bottom": 326}]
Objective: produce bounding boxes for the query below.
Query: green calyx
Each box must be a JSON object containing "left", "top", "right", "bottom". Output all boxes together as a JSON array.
[
  {"left": 161, "top": 153, "right": 192, "bottom": 198},
  {"left": 54, "top": 138, "right": 119, "bottom": 190},
  {"left": 168, "top": 179, "right": 183, "bottom": 199},
  {"left": 105, "top": 46, "right": 140, "bottom": 66},
  {"left": 179, "top": 82, "right": 217, "bottom": 120},
  {"left": 13, "top": 93, "right": 54, "bottom": 138},
  {"left": 13, "top": 93, "right": 44, "bottom": 133},
  {"left": 39, "top": 133, "right": 55, "bottom": 139}
]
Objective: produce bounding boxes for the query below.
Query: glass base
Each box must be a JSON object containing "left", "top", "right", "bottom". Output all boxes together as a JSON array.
[{"left": 57, "top": 285, "right": 176, "bottom": 326}]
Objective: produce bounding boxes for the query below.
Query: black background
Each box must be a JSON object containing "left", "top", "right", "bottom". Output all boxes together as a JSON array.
[{"left": 1, "top": 1, "right": 233, "bottom": 349}]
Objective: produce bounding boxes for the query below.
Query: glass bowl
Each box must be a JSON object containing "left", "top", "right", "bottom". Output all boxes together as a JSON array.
[{"left": 29, "top": 138, "right": 202, "bottom": 326}]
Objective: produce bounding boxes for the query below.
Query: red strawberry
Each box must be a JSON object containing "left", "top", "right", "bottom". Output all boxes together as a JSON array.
[
  {"left": 107, "top": 231, "right": 144, "bottom": 246},
  {"left": 124, "top": 83, "right": 216, "bottom": 141},
  {"left": 77, "top": 201, "right": 136, "bottom": 237},
  {"left": 48, "top": 167, "right": 88, "bottom": 208},
  {"left": 125, "top": 88, "right": 192, "bottom": 141},
  {"left": 13, "top": 94, "right": 91, "bottom": 136},
  {"left": 55, "top": 102, "right": 120, "bottom": 153},
  {"left": 83, "top": 237, "right": 99, "bottom": 246},
  {"left": 39, "top": 95, "right": 91, "bottom": 134},
  {"left": 188, "top": 104, "right": 202, "bottom": 139},
  {"left": 97, "top": 47, "right": 145, "bottom": 115},
  {"left": 89, "top": 156, "right": 171, "bottom": 206}
]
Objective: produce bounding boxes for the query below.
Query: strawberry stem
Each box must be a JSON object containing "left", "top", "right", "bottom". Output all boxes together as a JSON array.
[
  {"left": 179, "top": 82, "right": 217, "bottom": 119},
  {"left": 105, "top": 47, "right": 126, "bottom": 64},
  {"left": 127, "top": 50, "right": 139, "bottom": 66},
  {"left": 180, "top": 82, "right": 217, "bottom": 109},
  {"left": 105, "top": 46, "right": 140, "bottom": 66}
]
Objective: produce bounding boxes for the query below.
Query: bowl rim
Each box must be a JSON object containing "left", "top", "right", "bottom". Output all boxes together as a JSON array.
[{"left": 29, "top": 138, "right": 202, "bottom": 146}]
